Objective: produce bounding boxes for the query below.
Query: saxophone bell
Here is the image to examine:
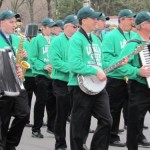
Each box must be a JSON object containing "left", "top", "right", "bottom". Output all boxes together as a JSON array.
[
  {"left": 20, "top": 61, "right": 30, "bottom": 81},
  {"left": 21, "top": 61, "right": 30, "bottom": 69}
]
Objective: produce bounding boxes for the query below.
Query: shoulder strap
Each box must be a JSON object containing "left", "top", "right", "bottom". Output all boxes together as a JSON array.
[{"left": 126, "top": 39, "right": 145, "bottom": 44}]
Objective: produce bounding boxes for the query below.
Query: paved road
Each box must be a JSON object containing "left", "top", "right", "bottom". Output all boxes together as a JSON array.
[{"left": 16, "top": 95, "right": 150, "bottom": 150}]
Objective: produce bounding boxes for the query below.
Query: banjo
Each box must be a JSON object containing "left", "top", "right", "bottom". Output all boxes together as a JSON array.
[{"left": 78, "top": 44, "right": 146, "bottom": 95}]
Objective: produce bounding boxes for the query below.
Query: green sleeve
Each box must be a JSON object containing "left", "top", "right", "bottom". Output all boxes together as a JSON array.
[
  {"left": 29, "top": 37, "right": 46, "bottom": 71},
  {"left": 49, "top": 38, "right": 69, "bottom": 73},
  {"left": 69, "top": 37, "right": 98, "bottom": 75},
  {"left": 115, "top": 43, "right": 140, "bottom": 79},
  {"left": 102, "top": 34, "right": 119, "bottom": 69}
]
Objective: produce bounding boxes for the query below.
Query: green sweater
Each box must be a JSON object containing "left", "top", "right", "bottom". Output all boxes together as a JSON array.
[
  {"left": 68, "top": 31, "right": 102, "bottom": 85},
  {"left": 29, "top": 34, "right": 52, "bottom": 79},
  {"left": 0, "top": 34, "right": 20, "bottom": 54},
  {"left": 23, "top": 39, "right": 35, "bottom": 77},
  {"left": 102, "top": 28, "right": 137, "bottom": 79},
  {"left": 49, "top": 33, "right": 69, "bottom": 82},
  {"left": 116, "top": 33, "right": 147, "bottom": 85}
]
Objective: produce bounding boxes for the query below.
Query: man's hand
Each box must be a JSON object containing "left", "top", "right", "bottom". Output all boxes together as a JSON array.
[
  {"left": 139, "top": 65, "right": 150, "bottom": 77},
  {"left": 22, "top": 50, "right": 28, "bottom": 58},
  {"left": 16, "top": 64, "right": 23, "bottom": 79},
  {"left": 44, "top": 64, "right": 52, "bottom": 73},
  {"left": 120, "top": 57, "right": 128, "bottom": 66},
  {"left": 97, "top": 69, "right": 107, "bottom": 81}
]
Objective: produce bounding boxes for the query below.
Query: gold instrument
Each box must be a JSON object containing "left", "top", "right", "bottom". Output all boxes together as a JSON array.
[
  {"left": 16, "top": 33, "right": 30, "bottom": 82},
  {"left": 124, "top": 76, "right": 128, "bottom": 84}
]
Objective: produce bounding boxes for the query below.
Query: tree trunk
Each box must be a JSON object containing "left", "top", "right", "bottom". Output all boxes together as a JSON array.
[{"left": 47, "top": 0, "right": 51, "bottom": 17}]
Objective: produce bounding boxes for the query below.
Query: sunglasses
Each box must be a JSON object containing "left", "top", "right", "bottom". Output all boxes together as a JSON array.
[{"left": 72, "top": 25, "right": 80, "bottom": 28}]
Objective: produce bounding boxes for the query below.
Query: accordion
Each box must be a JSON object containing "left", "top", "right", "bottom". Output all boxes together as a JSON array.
[
  {"left": 0, "top": 49, "right": 22, "bottom": 97},
  {"left": 139, "top": 43, "right": 150, "bottom": 88}
]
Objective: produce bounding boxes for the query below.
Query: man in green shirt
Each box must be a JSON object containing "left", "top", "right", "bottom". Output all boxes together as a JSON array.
[
  {"left": 0, "top": 10, "right": 29, "bottom": 150},
  {"left": 29, "top": 18, "right": 57, "bottom": 138},
  {"left": 102, "top": 9, "right": 136, "bottom": 147},
  {"left": 68, "top": 7, "right": 113, "bottom": 150},
  {"left": 50, "top": 14, "right": 78, "bottom": 150},
  {"left": 115, "top": 11, "right": 150, "bottom": 150}
]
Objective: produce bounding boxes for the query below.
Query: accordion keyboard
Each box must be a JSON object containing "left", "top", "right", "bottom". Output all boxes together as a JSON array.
[{"left": 139, "top": 44, "right": 150, "bottom": 88}]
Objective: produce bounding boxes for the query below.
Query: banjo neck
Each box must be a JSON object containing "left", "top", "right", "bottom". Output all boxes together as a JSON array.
[{"left": 104, "top": 45, "right": 144, "bottom": 74}]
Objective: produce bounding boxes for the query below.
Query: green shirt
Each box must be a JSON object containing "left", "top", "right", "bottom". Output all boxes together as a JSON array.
[
  {"left": 116, "top": 33, "right": 147, "bottom": 85},
  {"left": 68, "top": 31, "right": 103, "bottom": 86},
  {"left": 29, "top": 34, "right": 52, "bottom": 78},
  {"left": 23, "top": 39, "right": 35, "bottom": 77},
  {"left": 102, "top": 28, "right": 137, "bottom": 79},
  {"left": 49, "top": 33, "right": 69, "bottom": 82}
]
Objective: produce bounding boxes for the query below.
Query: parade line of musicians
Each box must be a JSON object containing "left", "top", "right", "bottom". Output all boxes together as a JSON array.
[{"left": 0, "top": 6, "right": 150, "bottom": 150}]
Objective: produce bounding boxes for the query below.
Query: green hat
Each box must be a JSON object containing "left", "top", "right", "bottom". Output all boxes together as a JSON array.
[
  {"left": 41, "top": 18, "right": 56, "bottom": 27},
  {"left": 64, "top": 15, "right": 79, "bottom": 25},
  {"left": 118, "top": 9, "right": 136, "bottom": 19},
  {"left": 0, "top": 10, "right": 16, "bottom": 20},
  {"left": 77, "top": 7, "right": 102, "bottom": 20},
  {"left": 56, "top": 20, "right": 64, "bottom": 29},
  {"left": 98, "top": 13, "right": 110, "bottom": 21},
  {"left": 135, "top": 11, "right": 150, "bottom": 25}
]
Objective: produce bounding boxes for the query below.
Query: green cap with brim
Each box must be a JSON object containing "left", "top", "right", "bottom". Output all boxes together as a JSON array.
[
  {"left": 135, "top": 11, "right": 150, "bottom": 25},
  {"left": 77, "top": 7, "right": 102, "bottom": 20},
  {"left": 118, "top": 9, "right": 136, "bottom": 19},
  {"left": 41, "top": 18, "right": 56, "bottom": 27},
  {"left": 0, "top": 10, "right": 16, "bottom": 21},
  {"left": 64, "top": 15, "right": 79, "bottom": 25},
  {"left": 98, "top": 13, "right": 110, "bottom": 21},
  {"left": 56, "top": 20, "right": 64, "bottom": 29}
]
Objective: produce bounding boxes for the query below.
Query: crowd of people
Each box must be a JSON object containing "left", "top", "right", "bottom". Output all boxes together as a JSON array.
[{"left": 0, "top": 5, "right": 150, "bottom": 150}]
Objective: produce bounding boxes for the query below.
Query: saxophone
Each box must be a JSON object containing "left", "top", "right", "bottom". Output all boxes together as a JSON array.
[{"left": 15, "top": 33, "right": 30, "bottom": 85}]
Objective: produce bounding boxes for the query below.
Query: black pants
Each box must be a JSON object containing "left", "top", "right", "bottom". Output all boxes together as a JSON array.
[
  {"left": 53, "top": 79, "right": 70, "bottom": 149},
  {"left": 24, "top": 77, "right": 37, "bottom": 123},
  {"left": 0, "top": 90, "right": 29, "bottom": 150},
  {"left": 32, "top": 75, "right": 56, "bottom": 132},
  {"left": 69, "top": 86, "right": 112, "bottom": 150},
  {"left": 127, "top": 80, "right": 150, "bottom": 150},
  {"left": 106, "top": 77, "right": 128, "bottom": 142}
]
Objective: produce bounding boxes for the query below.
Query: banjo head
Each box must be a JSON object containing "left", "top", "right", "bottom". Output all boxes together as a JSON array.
[{"left": 78, "top": 75, "right": 107, "bottom": 95}]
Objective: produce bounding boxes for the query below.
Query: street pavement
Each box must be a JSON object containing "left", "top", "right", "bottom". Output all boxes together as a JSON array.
[{"left": 16, "top": 95, "right": 150, "bottom": 150}]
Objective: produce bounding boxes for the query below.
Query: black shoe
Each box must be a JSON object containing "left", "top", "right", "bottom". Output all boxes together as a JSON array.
[
  {"left": 32, "top": 131, "right": 44, "bottom": 138},
  {"left": 110, "top": 141, "right": 126, "bottom": 147},
  {"left": 118, "top": 128, "right": 124, "bottom": 133},
  {"left": 26, "top": 123, "right": 33, "bottom": 127},
  {"left": 83, "top": 144, "right": 90, "bottom": 150},
  {"left": 5, "top": 144, "right": 16, "bottom": 150},
  {"left": 89, "top": 128, "right": 94, "bottom": 133},
  {"left": 47, "top": 128, "right": 54, "bottom": 135},
  {"left": 143, "top": 125, "right": 148, "bottom": 129},
  {"left": 138, "top": 139, "right": 150, "bottom": 147}
]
